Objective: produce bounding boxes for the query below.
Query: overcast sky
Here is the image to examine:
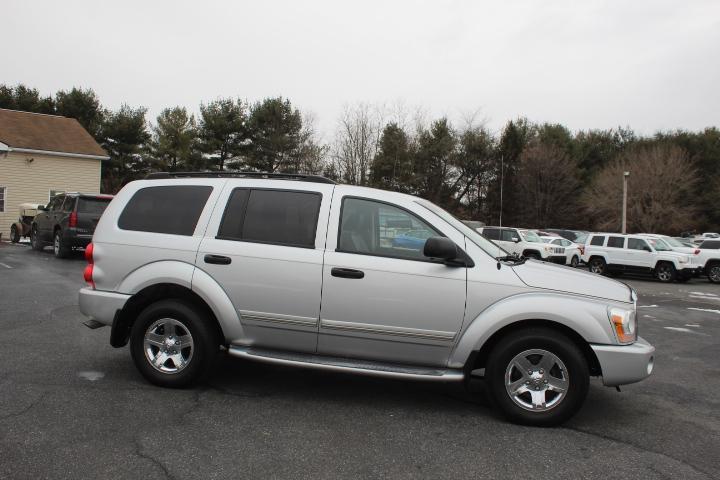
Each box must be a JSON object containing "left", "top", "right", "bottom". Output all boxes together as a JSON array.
[{"left": 4, "top": 0, "right": 719, "bottom": 138}]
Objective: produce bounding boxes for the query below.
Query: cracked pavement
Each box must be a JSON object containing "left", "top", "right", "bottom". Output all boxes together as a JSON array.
[{"left": 1, "top": 242, "right": 719, "bottom": 479}]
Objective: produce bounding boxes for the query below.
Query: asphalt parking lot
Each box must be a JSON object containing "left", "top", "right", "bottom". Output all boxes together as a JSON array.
[{"left": 1, "top": 242, "right": 719, "bottom": 480}]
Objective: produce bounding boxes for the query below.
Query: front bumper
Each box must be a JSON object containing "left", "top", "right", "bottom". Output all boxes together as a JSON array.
[
  {"left": 591, "top": 336, "right": 655, "bottom": 387},
  {"left": 78, "top": 287, "right": 130, "bottom": 326},
  {"left": 544, "top": 255, "right": 567, "bottom": 264}
]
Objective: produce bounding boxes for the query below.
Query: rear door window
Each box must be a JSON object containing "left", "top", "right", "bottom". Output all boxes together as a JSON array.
[
  {"left": 481, "top": 228, "right": 500, "bottom": 240},
  {"left": 118, "top": 185, "right": 212, "bottom": 236},
  {"left": 500, "top": 229, "right": 517, "bottom": 242},
  {"left": 218, "top": 189, "right": 321, "bottom": 248},
  {"left": 627, "top": 238, "right": 650, "bottom": 250},
  {"left": 607, "top": 236, "right": 625, "bottom": 248}
]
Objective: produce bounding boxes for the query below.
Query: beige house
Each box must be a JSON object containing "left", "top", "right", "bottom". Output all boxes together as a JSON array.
[{"left": 0, "top": 108, "right": 109, "bottom": 240}]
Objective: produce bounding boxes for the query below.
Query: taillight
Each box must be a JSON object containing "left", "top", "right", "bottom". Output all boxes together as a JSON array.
[
  {"left": 84, "top": 243, "right": 95, "bottom": 289},
  {"left": 694, "top": 249, "right": 700, "bottom": 255},
  {"left": 69, "top": 211, "right": 78, "bottom": 228}
]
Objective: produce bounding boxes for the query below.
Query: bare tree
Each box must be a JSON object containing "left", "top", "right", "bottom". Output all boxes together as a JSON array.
[
  {"left": 331, "top": 103, "right": 384, "bottom": 185},
  {"left": 515, "top": 140, "right": 582, "bottom": 227},
  {"left": 583, "top": 144, "right": 698, "bottom": 233}
]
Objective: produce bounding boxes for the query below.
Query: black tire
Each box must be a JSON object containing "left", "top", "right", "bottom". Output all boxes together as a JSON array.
[
  {"left": 707, "top": 263, "right": 720, "bottom": 284},
  {"left": 10, "top": 224, "right": 20, "bottom": 243},
  {"left": 655, "top": 262, "right": 676, "bottom": 283},
  {"left": 30, "top": 226, "right": 44, "bottom": 251},
  {"left": 53, "top": 230, "right": 71, "bottom": 259},
  {"left": 588, "top": 257, "right": 607, "bottom": 276},
  {"left": 524, "top": 251, "right": 541, "bottom": 260},
  {"left": 130, "top": 299, "right": 220, "bottom": 388},
  {"left": 570, "top": 255, "right": 580, "bottom": 268},
  {"left": 485, "top": 328, "right": 589, "bottom": 427}
]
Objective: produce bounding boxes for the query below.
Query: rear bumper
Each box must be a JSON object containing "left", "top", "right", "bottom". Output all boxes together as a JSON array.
[
  {"left": 591, "top": 336, "right": 655, "bottom": 387},
  {"left": 78, "top": 287, "right": 130, "bottom": 326},
  {"left": 62, "top": 229, "right": 93, "bottom": 248}
]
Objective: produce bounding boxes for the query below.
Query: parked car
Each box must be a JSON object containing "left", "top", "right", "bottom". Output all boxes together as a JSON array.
[
  {"left": 673, "top": 237, "right": 698, "bottom": 248},
  {"left": 692, "top": 232, "right": 720, "bottom": 245},
  {"left": 582, "top": 233, "right": 694, "bottom": 283},
  {"left": 78, "top": 171, "right": 654, "bottom": 427},
  {"left": 391, "top": 229, "right": 435, "bottom": 250},
  {"left": 543, "top": 229, "right": 588, "bottom": 243},
  {"left": 30, "top": 193, "right": 113, "bottom": 258},
  {"left": 478, "top": 226, "right": 566, "bottom": 263},
  {"left": 9, "top": 203, "right": 42, "bottom": 243},
  {"left": 638, "top": 234, "right": 700, "bottom": 256},
  {"left": 541, "top": 236, "right": 582, "bottom": 267},
  {"left": 694, "top": 240, "right": 720, "bottom": 283}
]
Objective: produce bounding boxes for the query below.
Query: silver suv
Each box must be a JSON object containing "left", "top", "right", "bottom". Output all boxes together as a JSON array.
[{"left": 79, "top": 172, "right": 655, "bottom": 426}]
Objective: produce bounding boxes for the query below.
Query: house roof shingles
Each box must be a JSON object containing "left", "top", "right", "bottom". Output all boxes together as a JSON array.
[{"left": 0, "top": 108, "right": 108, "bottom": 158}]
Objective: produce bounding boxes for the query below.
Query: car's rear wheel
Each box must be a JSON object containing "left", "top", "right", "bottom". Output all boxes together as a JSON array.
[
  {"left": 707, "top": 263, "right": 720, "bottom": 284},
  {"left": 10, "top": 224, "right": 20, "bottom": 243},
  {"left": 130, "top": 299, "right": 220, "bottom": 388},
  {"left": 485, "top": 328, "right": 589, "bottom": 427},
  {"left": 588, "top": 257, "right": 606, "bottom": 275},
  {"left": 30, "top": 226, "right": 43, "bottom": 251},
  {"left": 570, "top": 255, "right": 580, "bottom": 268},
  {"left": 655, "top": 263, "right": 676, "bottom": 283},
  {"left": 53, "top": 231, "right": 71, "bottom": 258}
]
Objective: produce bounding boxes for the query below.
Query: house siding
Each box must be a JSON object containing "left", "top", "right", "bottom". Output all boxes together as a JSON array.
[{"left": 0, "top": 151, "right": 102, "bottom": 240}]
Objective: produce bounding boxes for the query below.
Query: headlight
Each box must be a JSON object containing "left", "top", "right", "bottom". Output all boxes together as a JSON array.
[
  {"left": 544, "top": 246, "right": 551, "bottom": 252},
  {"left": 608, "top": 307, "right": 637, "bottom": 344},
  {"left": 678, "top": 256, "right": 690, "bottom": 264}
]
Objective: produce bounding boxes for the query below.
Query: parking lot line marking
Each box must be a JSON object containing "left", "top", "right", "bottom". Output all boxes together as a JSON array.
[
  {"left": 637, "top": 304, "right": 658, "bottom": 308},
  {"left": 0, "top": 262, "right": 12, "bottom": 269},
  {"left": 664, "top": 326, "right": 710, "bottom": 335},
  {"left": 687, "top": 307, "right": 720, "bottom": 315}
]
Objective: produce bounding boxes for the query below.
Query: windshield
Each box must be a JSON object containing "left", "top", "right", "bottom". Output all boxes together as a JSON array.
[
  {"left": 647, "top": 238, "right": 672, "bottom": 251},
  {"left": 521, "top": 230, "right": 543, "bottom": 243},
  {"left": 661, "top": 236, "right": 685, "bottom": 248},
  {"left": 415, "top": 199, "right": 506, "bottom": 258}
]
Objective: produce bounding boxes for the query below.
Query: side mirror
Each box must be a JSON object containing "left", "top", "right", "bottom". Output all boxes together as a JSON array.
[
  {"left": 512, "top": 237, "right": 520, "bottom": 243},
  {"left": 424, "top": 236, "right": 458, "bottom": 261}
]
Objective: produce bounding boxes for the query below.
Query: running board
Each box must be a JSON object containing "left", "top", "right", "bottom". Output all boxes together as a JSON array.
[{"left": 227, "top": 346, "right": 465, "bottom": 382}]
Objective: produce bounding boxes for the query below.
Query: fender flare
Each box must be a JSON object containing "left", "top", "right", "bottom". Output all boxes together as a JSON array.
[
  {"left": 448, "top": 292, "right": 616, "bottom": 368},
  {"left": 116, "top": 260, "right": 244, "bottom": 343}
]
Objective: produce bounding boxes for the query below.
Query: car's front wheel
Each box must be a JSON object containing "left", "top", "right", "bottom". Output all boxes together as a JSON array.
[
  {"left": 655, "top": 262, "right": 676, "bottom": 283},
  {"left": 10, "top": 224, "right": 20, "bottom": 243},
  {"left": 707, "top": 262, "right": 720, "bottom": 284},
  {"left": 130, "top": 299, "right": 220, "bottom": 388},
  {"left": 570, "top": 255, "right": 580, "bottom": 268},
  {"left": 485, "top": 328, "right": 589, "bottom": 427},
  {"left": 588, "top": 257, "right": 606, "bottom": 275}
]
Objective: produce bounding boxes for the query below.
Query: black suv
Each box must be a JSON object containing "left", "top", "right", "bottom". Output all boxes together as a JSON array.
[{"left": 31, "top": 193, "right": 113, "bottom": 258}]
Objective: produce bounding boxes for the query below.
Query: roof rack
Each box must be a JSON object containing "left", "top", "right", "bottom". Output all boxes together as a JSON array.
[{"left": 144, "top": 171, "right": 336, "bottom": 185}]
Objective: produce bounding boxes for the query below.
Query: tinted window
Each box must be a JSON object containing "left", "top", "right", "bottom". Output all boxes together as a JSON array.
[
  {"left": 339, "top": 197, "right": 438, "bottom": 260},
  {"left": 700, "top": 240, "right": 720, "bottom": 249},
  {"left": 119, "top": 185, "right": 212, "bottom": 236},
  {"left": 48, "top": 196, "right": 64, "bottom": 212},
  {"left": 607, "top": 236, "right": 625, "bottom": 248},
  {"left": 78, "top": 197, "right": 112, "bottom": 215},
  {"left": 218, "top": 189, "right": 321, "bottom": 248},
  {"left": 482, "top": 228, "right": 500, "bottom": 240},
  {"left": 590, "top": 235, "right": 605, "bottom": 246},
  {"left": 627, "top": 238, "right": 649, "bottom": 250},
  {"left": 61, "top": 196, "right": 76, "bottom": 213}
]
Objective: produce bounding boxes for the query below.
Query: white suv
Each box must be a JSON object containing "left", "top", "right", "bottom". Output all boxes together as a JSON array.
[
  {"left": 478, "top": 227, "right": 566, "bottom": 264},
  {"left": 695, "top": 239, "right": 720, "bottom": 283},
  {"left": 583, "top": 233, "right": 694, "bottom": 282},
  {"left": 78, "top": 172, "right": 655, "bottom": 426}
]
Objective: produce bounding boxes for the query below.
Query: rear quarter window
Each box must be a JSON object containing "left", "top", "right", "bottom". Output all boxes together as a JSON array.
[{"left": 118, "top": 185, "right": 212, "bottom": 236}]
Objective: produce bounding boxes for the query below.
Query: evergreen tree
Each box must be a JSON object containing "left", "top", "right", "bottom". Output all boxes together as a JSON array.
[
  {"left": 370, "top": 123, "right": 414, "bottom": 193},
  {"left": 198, "top": 98, "right": 247, "bottom": 171},
  {"left": 149, "top": 107, "right": 199, "bottom": 171},
  {"left": 100, "top": 104, "right": 150, "bottom": 192},
  {"left": 245, "top": 97, "right": 303, "bottom": 172},
  {"left": 55, "top": 87, "right": 104, "bottom": 137}
]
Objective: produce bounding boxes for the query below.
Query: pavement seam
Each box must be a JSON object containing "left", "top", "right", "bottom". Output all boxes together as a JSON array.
[
  {"left": 563, "top": 426, "right": 713, "bottom": 479},
  {"left": 0, "top": 392, "right": 47, "bottom": 421},
  {"left": 133, "top": 436, "right": 177, "bottom": 480}
]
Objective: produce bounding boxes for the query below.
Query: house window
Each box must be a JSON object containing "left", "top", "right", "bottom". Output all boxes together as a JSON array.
[
  {"left": 0, "top": 186, "right": 5, "bottom": 213},
  {"left": 49, "top": 190, "right": 65, "bottom": 201}
]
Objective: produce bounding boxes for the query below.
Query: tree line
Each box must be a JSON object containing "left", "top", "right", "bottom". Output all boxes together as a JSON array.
[{"left": 1, "top": 84, "right": 718, "bottom": 234}]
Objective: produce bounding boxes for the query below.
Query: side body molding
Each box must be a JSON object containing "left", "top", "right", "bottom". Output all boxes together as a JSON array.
[{"left": 448, "top": 292, "right": 618, "bottom": 369}]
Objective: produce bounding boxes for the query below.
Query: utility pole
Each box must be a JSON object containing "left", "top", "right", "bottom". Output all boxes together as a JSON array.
[
  {"left": 499, "top": 155, "right": 504, "bottom": 227},
  {"left": 622, "top": 171, "right": 630, "bottom": 233}
]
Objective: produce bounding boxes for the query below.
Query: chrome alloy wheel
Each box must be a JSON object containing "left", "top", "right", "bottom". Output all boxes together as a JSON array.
[
  {"left": 589, "top": 260, "right": 604, "bottom": 274},
  {"left": 708, "top": 265, "right": 720, "bottom": 283},
  {"left": 656, "top": 265, "right": 673, "bottom": 282},
  {"left": 144, "top": 318, "right": 194, "bottom": 374},
  {"left": 505, "top": 349, "right": 569, "bottom": 412}
]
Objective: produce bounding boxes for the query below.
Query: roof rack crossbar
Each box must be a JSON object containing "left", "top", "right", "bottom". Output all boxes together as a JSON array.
[{"left": 144, "top": 171, "right": 336, "bottom": 184}]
